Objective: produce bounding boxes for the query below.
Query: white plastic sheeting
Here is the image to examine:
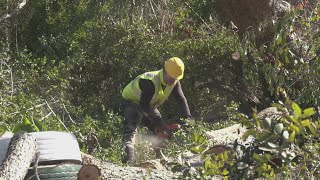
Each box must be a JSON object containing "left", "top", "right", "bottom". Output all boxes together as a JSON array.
[{"left": 0, "top": 131, "right": 82, "bottom": 165}]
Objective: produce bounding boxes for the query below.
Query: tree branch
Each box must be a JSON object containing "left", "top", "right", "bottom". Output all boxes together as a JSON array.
[
  {"left": 62, "top": 103, "right": 76, "bottom": 124},
  {"left": 26, "top": 152, "right": 40, "bottom": 180},
  {"left": 0, "top": 0, "right": 29, "bottom": 24},
  {"left": 45, "top": 100, "right": 69, "bottom": 131}
]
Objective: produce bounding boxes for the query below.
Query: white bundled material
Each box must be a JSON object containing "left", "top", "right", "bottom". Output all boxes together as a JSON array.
[{"left": 0, "top": 131, "right": 82, "bottom": 165}]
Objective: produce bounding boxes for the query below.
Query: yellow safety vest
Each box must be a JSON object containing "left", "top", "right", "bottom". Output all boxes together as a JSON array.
[{"left": 122, "top": 70, "right": 176, "bottom": 108}]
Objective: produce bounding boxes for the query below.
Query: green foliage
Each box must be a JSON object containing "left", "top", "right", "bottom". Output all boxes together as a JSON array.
[
  {"left": 0, "top": 123, "right": 7, "bottom": 137},
  {"left": 160, "top": 119, "right": 236, "bottom": 179},
  {"left": 69, "top": 111, "right": 123, "bottom": 163},
  {"left": 13, "top": 117, "right": 42, "bottom": 133},
  {"left": 242, "top": 5, "right": 320, "bottom": 107},
  {"left": 0, "top": 1, "right": 320, "bottom": 179},
  {"left": 237, "top": 100, "right": 320, "bottom": 179},
  {"left": 3, "top": 0, "right": 245, "bottom": 122}
]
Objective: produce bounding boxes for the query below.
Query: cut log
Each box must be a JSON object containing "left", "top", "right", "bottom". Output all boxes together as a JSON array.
[
  {"left": 77, "top": 165, "right": 100, "bottom": 180},
  {"left": 0, "top": 132, "right": 37, "bottom": 180},
  {"left": 81, "top": 152, "right": 108, "bottom": 179}
]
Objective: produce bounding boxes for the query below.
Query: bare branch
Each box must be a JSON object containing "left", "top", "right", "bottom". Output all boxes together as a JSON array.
[
  {"left": 184, "top": 2, "right": 210, "bottom": 29},
  {"left": 0, "top": 0, "right": 29, "bottom": 24},
  {"left": 62, "top": 103, "right": 76, "bottom": 124},
  {"left": 26, "top": 152, "right": 40, "bottom": 180},
  {"left": 149, "top": 0, "right": 157, "bottom": 19},
  {"left": 9, "top": 102, "right": 47, "bottom": 115},
  {"left": 45, "top": 100, "right": 69, "bottom": 131},
  {"left": 39, "top": 112, "right": 53, "bottom": 121}
]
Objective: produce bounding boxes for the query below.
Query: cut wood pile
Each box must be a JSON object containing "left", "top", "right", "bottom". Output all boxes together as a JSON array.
[{"left": 0, "top": 131, "right": 180, "bottom": 180}]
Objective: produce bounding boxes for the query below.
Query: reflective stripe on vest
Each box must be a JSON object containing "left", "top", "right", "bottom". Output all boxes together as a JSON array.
[{"left": 129, "top": 70, "right": 175, "bottom": 108}]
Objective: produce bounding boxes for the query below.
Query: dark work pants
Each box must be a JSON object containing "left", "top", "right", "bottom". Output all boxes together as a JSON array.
[{"left": 121, "top": 100, "right": 162, "bottom": 164}]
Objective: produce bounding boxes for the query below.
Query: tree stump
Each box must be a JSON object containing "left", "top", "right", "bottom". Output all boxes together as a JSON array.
[
  {"left": 0, "top": 132, "right": 37, "bottom": 180},
  {"left": 77, "top": 165, "right": 100, "bottom": 180}
]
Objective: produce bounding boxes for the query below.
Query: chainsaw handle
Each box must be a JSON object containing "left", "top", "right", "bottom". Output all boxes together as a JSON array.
[
  {"left": 154, "top": 123, "right": 181, "bottom": 139},
  {"left": 166, "top": 123, "right": 181, "bottom": 130}
]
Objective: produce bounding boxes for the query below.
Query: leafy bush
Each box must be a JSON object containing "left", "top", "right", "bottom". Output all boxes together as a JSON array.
[
  {"left": 68, "top": 111, "right": 124, "bottom": 163},
  {"left": 0, "top": 2, "right": 320, "bottom": 179},
  {"left": 237, "top": 100, "right": 320, "bottom": 179},
  {"left": 241, "top": 5, "right": 320, "bottom": 108},
  {"left": 157, "top": 118, "right": 235, "bottom": 179}
]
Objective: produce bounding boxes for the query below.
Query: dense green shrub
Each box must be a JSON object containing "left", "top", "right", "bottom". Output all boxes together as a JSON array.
[
  {"left": 236, "top": 100, "right": 320, "bottom": 179},
  {"left": 0, "top": 1, "right": 320, "bottom": 178},
  {"left": 241, "top": 6, "right": 320, "bottom": 108}
]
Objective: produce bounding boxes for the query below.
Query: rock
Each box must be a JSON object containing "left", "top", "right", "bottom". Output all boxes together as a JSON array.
[
  {"left": 205, "top": 124, "right": 254, "bottom": 161},
  {"left": 257, "top": 106, "right": 286, "bottom": 121},
  {"left": 206, "top": 124, "right": 247, "bottom": 144},
  {"left": 138, "top": 159, "right": 164, "bottom": 170},
  {"left": 276, "top": 1, "right": 291, "bottom": 17}
]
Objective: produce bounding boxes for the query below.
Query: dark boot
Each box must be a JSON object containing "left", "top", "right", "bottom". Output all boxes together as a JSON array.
[
  {"left": 154, "top": 147, "right": 162, "bottom": 159},
  {"left": 122, "top": 144, "right": 134, "bottom": 164},
  {"left": 152, "top": 136, "right": 166, "bottom": 159}
]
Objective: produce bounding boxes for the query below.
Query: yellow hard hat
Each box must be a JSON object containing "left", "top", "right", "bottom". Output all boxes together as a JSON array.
[{"left": 164, "top": 57, "right": 184, "bottom": 80}]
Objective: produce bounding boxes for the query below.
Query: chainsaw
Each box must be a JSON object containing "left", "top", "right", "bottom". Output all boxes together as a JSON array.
[{"left": 154, "top": 123, "right": 181, "bottom": 139}]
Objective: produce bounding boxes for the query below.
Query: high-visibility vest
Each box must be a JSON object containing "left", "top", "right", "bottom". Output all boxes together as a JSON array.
[{"left": 122, "top": 70, "right": 176, "bottom": 108}]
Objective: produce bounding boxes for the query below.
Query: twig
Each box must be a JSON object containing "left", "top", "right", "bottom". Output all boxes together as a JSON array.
[
  {"left": 9, "top": 102, "right": 47, "bottom": 115},
  {"left": 34, "top": 152, "right": 40, "bottom": 180},
  {"left": 40, "top": 112, "right": 53, "bottom": 121},
  {"left": 45, "top": 100, "right": 69, "bottom": 131},
  {"left": 313, "top": 162, "right": 320, "bottom": 171},
  {"left": 9, "top": 64, "right": 13, "bottom": 98},
  {"left": 27, "top": 152, "right": 40, "bottom": 180},
  {"left": 62, "top": 104, "right": 76, "bottom": 124},
  {"left": 149, "top": 0, "right": 157, "bottom": 19},
  {"left": 184, "top": 2, "right": 210, "bottom": 29}
]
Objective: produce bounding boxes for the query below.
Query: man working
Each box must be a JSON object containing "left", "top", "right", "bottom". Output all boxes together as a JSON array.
[{"left": 121, "top": 57, "right": 192, "bottom": 164}]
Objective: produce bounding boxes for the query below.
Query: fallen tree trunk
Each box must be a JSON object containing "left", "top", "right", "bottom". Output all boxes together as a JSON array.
[
  {"left": 81, "top": 152, "right": 180, "bottom": 179},
  {"left": 81, "top": 153, "right": 103, "bottom": 179},
  {"left": 0, "top": 132, "right": 37, "bottom": 180}
]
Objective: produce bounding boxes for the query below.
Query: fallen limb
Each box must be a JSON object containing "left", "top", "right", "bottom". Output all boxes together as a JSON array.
[
  {"left": 0, "top": 0, "right": 30, "bottom": 24},
  {"left": 26, "top": 152, "right": 40, "bottom": 180},
  {"left": 0, "top": 132, "right": 37, "bottom": 180}
]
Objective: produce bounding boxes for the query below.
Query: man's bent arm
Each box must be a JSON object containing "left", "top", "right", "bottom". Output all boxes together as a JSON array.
[
  {"left": 139, "top": 79, "right": 162, "bottom": 121},
  {"left": 172, "top": 81, "right": 192, "bottom": 118}
]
